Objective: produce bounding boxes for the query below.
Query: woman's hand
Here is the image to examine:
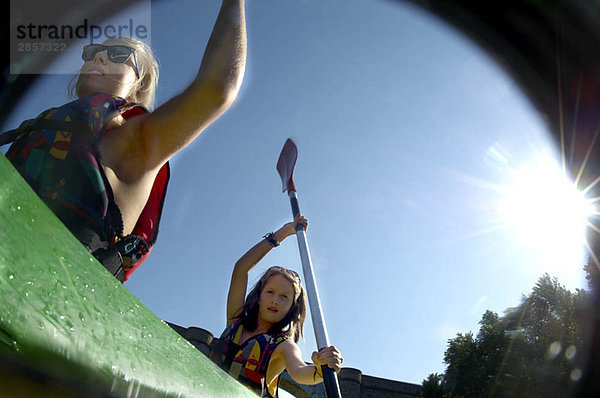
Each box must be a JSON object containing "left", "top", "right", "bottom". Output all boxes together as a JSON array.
[{"left": 311, "top": 346, "right": 343, "bottom": 374}]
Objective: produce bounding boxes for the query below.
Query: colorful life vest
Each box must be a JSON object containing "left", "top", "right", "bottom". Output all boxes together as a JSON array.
[
  {"left": 1, "top": 93, "right": 169, "bottom": 282},
  {"left": 210, "top": 319, "right": 286, "bottom": 397}
]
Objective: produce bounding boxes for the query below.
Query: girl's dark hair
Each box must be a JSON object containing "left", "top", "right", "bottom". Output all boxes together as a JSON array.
[{"left": 236, "top": 266, "right": 307, "bottom": 342}]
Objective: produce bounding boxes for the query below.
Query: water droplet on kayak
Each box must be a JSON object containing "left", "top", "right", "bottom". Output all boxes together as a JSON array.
[{"left": 8, "top": 274, "right": 14, "bottom": 280}]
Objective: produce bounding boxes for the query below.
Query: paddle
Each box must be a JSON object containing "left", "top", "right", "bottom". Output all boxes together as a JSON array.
[{"left": 276, "top": 138, "right": 342, "bottom": 398}]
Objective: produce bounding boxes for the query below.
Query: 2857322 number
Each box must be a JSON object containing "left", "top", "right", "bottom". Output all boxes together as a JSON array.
[{"left": 17, "top": 42, "right": 67, "bottom": 52}]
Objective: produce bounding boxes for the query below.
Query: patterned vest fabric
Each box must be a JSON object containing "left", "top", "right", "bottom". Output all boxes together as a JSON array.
[
  {"left": 4, "top": 93, "right": 169, "bottom": 281},
  {"left": 211, "top": 319, "right": 287, "bottom": 397}
]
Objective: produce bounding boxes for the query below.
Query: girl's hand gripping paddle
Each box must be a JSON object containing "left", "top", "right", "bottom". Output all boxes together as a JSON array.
[{"left": 276, "top": 138, "right": 342, "bottom": 398}]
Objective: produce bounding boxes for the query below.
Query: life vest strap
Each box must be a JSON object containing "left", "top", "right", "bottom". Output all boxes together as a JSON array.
[{"left": 0, "top": 127, "right": 20, "bottom": 146}]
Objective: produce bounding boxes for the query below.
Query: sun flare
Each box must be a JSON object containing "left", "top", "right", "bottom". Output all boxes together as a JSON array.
[{"left": 498, "top": 157, "right": 596, "bottom": 271}]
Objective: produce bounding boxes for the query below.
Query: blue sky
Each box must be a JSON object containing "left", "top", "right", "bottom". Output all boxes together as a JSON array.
[{"left": 4, "top": 0, "right": 590, "bottom": 386}]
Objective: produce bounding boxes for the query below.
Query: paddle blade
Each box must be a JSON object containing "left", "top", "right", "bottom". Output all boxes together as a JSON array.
[{"left": 276, "top": 138, "right": 298, "bottom": 193}]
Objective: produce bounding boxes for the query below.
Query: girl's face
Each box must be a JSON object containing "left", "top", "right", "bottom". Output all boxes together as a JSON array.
[
  {"left": 258, "top": 274, "right": 295, "bottom": 327},
  {"left": 76, "top": 47, "right": 137, "bottom": 100}
]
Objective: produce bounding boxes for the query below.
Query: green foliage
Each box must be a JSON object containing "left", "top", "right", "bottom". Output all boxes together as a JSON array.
[
  {"left": 420, "top": 373, "right": 447, "bottom": 398},
  {"left": 442, "top": 312, "right": 509, "bottom": 398},
  {"left": 422, "top": 271, "right": 594, "bottom": 398},
  {"left": 584, "top": 258, "right": 600, "bottom": 293}
]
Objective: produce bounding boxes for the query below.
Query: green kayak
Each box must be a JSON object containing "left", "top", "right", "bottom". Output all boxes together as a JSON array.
[{"left": 0, "top": 153, "right": 255, "bottom": 397}]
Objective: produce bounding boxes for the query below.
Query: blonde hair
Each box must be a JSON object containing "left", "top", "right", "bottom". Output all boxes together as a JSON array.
[
  {"left": 70, "top": 37, "right": 159, "bottom": 110},
  {"left": 237, "top": 266, "right": 307, "bottom": 343}
]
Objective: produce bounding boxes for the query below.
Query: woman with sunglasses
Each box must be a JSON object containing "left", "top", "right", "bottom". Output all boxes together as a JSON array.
[
  {"left": 4, "top": 0, "right": 246, "bottom": 282},
  {"left": 209, "top": 213, "right": 343, "bottom": 397}
]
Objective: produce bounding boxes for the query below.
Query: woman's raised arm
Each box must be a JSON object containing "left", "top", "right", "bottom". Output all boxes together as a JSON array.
[{"left": 107, "top": 0, "right": 247, "bottom": 181}]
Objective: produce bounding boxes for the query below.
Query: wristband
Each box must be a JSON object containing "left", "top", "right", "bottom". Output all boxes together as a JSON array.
[{"left": 263, "top": 232, "right": 279, "bottom": 247}]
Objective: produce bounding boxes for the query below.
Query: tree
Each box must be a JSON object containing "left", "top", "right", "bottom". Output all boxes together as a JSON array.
[
  {"left": 420, "top": 373, "right": 446, "bottom": 398},
  {"left": 499, "top": 274, "right": 588, "bottom": 397},
  {"left": 424, "top": 273, "right": 593, "bottom": 398},
  {"left": 441, "top": 312, "right": 508, "bottom": 398},
  {"left": 443, "top": 331, "right": 478, "bottom": 397}
]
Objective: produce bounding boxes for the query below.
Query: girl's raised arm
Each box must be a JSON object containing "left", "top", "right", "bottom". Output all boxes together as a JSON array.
[{"left": 226, "top": 214, "right": 307, "bottom": 323}]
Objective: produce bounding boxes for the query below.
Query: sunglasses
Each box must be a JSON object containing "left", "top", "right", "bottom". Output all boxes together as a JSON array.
[{"left": 82, "top": 44, "right": 140, "bottom": 78}]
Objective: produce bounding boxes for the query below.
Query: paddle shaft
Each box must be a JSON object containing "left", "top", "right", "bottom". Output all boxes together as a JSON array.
[{"left": 288, "top": 191, "right": 342, "bottom": 398}]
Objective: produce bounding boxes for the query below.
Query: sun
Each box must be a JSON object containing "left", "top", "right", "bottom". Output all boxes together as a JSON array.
[{"left": 497, "top": 156, "right": 596, "bottom": 273}]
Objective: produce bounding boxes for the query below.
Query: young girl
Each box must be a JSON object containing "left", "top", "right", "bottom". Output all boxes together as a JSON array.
[{"left": 210, "top": 214, "right": 343, "bottom": 397}]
